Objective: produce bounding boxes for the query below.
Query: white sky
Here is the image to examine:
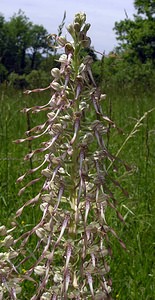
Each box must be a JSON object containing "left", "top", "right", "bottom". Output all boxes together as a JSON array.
[{"left": 0, "top": 0, "right": 136, "bottom": 54}]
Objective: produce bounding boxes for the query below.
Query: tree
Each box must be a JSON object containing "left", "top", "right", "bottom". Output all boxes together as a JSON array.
[
  {"left": 28, "top": 24, "right": 49, "bottom": 70},
  {"left": 2, "top": 10, "right": 32, "bottom": 74},
  {"left": 134, "top": 0, "right": 155, "bottom": 19},
  {"left": 0, "top": 10, "right": 51, "bottom": 75},
  {"left": 0, "top": 14, "right": 6, "bottom": 61},
  {"left": 0, "top": 14, "right": 8, "bottom": 81},
  {"left": 114, "top": 0, "right": 155, "bottom": 63}
]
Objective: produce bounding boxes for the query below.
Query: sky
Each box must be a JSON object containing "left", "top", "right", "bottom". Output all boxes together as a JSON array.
[{"left": 0, "top": 0, "right": 136, "bottom": 55}]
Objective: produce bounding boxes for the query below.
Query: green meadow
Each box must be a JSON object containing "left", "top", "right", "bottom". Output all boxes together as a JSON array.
[{"left": 0, "top": 86, "right": 155, "bottom": 299}]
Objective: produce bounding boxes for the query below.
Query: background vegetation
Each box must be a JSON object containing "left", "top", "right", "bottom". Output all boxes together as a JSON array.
[
  {"left": 0, "top": 0, "right": 155, "bottom": 89},
  {"left": 0, "top": 0, "right": 155, "bottom": 299}
]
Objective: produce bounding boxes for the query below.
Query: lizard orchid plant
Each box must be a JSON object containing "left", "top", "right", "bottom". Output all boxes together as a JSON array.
[{"left": 0, "top": 12, "right": 127, "bottom": 300}]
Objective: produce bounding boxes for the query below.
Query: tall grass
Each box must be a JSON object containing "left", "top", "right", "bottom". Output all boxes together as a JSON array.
[
  {"left": 106, "top": 88, "right": 155, "bottom": 300},
  {"left": 0, "top": 86, "right": 155, "bottom": 299},
  {"left": 0, "top": 88, "right": 46, "bottom": 223}
]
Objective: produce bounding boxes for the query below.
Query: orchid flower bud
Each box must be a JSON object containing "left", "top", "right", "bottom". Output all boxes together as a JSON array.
[
  {"left": 82, "top": 36, "right": 91, "bottom": 48},
  {"left": 50, "top": 82, "right": 63, "bottom": 92},
  {"left": 82, "top": 23, "right": 91, "bottom": 34},
  {"left": 41, "top": 194, "right": 51, "bottom": 202},
  {"left": 3, "top": 235, "right": 14, "bottom": 247},
  {"left": 59, "top": 54, "right": 68, "bottom": 63},
  {"left": 57, "top": 36, "right": 67, "bottom": 47},
  {"left": 73, "top": 272, "right": 78, "bottom": 288},
  {"left": 40, "top": 292, "right": 52, "bottom": 300},
  {"left": 100, "top": 94, "right": 106, "bottom": 101},
  {"left": 41, "top": 168, "right": 52, "bottom": 178},
  {"left": 65, "top": 43, "right": 74, "bottom": 55},
  {"left": 74, "top": 12, "right": 86, "bottom": 27},
  {"left": 40, "top": 202, "right": 48, "bottom": 212},
  {"left": 34, "top": 265, "right": 46, "bottom": 276},
  {"left": 53, "top": 272, "right": 63, "bottom": 283},
  {"left": 0, "top": 225, "right": 7, "bottom": 236},
  {"left": 51, "top": 68, "right": 61, "bottom": 79},
  {"left": 67, "top": 24, "right": 75, "bottom": 36},
  {"left": 73, "top": 22, "right": 81, "bottom": 32},
  {"left": 36, "top": 228, "right": 47, "bottom": 239},
  {"left": 9, "top": 251, "right": 18, "bottom": 259}
]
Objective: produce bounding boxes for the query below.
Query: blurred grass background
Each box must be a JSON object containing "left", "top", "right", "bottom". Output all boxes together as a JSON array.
[{"left": 0, "top": 86, "right": 155, "bottom": 299}]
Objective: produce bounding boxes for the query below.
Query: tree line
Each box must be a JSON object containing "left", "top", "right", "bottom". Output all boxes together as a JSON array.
[
  {"left": 0, "top": 0, "right": 155, "bottom": 89},
  {"left": 115, "top": 0, "right": 155, "bottom": 64},
  {"left": 0, "top": 10, "right": 54, "bottom": 81},
  {"left": 102, "top": 0, "right": 155, "bottom": 90}
]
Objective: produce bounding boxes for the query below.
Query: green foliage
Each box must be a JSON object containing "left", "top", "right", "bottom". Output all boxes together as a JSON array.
[
  {"left": 114, "top": 0, "right": 155, "bottom": 64},
  {"left": 101, "top": 55, "right": 155, "bottom": 90},
  {"left": 39, "top": 55, "right": 61, "bottom": 74},
  {"left": 134, "top": 0, "right": 155, "bottom": 18},
  {"left": 0, "top": 64, "right": 8, "bottom": 83},
  {"left": 26, "top": 70, "right": 49, "bottom": 89},
  {"left": 92, "top": 0, "right": 155, "bottom": 91},
  {"left": 0, "top": 10, "right": 52, "bottom": 76},
  {"left": 7, "top": 55, "right": 61, "bottom": 89},
  {"left": 8, "top": 70, "right": 50, "bottom": 90},
  {"left": 105, "top": 89, "right": 155, "bottom": 300},
  {"left": 0, "top": 10, "right": 68, "bottom": 88},
  {"left": 8, "top": 72, "right": 28, "bottom": 89}
]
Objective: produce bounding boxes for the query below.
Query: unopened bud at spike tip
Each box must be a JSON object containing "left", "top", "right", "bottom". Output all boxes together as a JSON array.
[
  {"left": 73, "top": 22, "right": 81, "bottom": 32},
  {"left": 67, "top": 23, "right": 75, "bottom": 36}
]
